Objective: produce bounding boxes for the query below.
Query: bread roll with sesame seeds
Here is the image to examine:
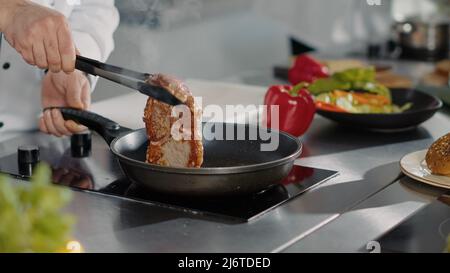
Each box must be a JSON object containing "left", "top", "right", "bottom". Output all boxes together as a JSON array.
[{"left": 426, "top": 133, "right": 450, "bottom": 175}]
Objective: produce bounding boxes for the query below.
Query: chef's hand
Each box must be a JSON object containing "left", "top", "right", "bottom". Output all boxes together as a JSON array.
[
  {"left": 0, "top": 0, "right": 76, "bottom": 72},
  {"left": 40, "top": 70, "right": 90, "bottom": 137}
]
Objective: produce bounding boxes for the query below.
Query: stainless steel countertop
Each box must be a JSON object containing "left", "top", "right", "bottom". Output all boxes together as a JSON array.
[
  {"left": 3, "top": 59, "right": 449, "bottom": 252},
  {"left": 3, "top": 112, "right": 448, "bottom": 252},
  {"left": 284, "top": 176, "right": 446, "bottom": 253}
]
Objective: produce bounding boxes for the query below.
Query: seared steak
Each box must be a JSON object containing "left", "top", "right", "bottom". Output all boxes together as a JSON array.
[{"left": 143, "top": 74, "right": 203, "bottom": 168}]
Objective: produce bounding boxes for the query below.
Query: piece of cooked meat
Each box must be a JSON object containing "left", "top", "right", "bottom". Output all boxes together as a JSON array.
[{"left": 143, "top": 74, "right": 203, "bottom": 168}]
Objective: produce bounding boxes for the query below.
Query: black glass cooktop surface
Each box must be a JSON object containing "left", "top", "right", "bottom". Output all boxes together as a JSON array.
[
  {"left": 113, "top": 165, "right": 337, "bottom": 221},
  {"left": 0, "top": 133, "right": 338, "bottom": 222}
]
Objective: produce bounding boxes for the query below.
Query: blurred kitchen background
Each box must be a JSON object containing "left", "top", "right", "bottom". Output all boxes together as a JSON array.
[{"left": 92, "top": 0, "right": 450, "bottom": 101}]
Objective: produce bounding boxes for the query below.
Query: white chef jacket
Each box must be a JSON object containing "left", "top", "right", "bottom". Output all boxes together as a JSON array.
[{"left": 0, "top": 0, "right": 119, "bottom": 141}]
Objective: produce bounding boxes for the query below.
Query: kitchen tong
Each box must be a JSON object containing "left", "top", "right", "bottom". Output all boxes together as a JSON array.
[{"left": 75, "top": 55, "right": 182, "bottom": 106}]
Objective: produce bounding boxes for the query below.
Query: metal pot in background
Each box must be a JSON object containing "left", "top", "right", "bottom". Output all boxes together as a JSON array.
[{"left": 392, "top": 20, "right": 449, "bottom": 61}]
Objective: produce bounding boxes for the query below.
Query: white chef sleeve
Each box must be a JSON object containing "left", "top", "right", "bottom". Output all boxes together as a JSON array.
[{"left": 68, "top": 0, "right": 120, "bottom": 90}]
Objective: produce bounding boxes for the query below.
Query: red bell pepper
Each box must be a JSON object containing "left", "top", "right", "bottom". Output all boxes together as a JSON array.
[
  {"left": 264, "top": 84, "right": 315, "bottom": 137},
  {"left": 288, "top": 54, "right": 329, "bottom": 85}
]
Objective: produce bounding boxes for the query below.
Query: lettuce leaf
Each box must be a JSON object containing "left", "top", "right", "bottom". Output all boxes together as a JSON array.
[{"left": 307, "top": 67, "right": 391, "bottom": 102}]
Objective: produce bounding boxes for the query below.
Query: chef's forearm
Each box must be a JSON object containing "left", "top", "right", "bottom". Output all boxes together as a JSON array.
[{"left": 0, "top": 0, "right": 27, "bottom": 32}]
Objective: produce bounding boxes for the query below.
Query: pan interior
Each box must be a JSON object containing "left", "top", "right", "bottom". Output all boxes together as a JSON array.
[{"left": 112, "top": 123, "right": 300, "bottom": 168}]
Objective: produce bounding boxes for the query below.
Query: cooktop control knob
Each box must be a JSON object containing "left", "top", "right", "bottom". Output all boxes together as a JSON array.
[
  {"left": 18, "top": 145, "right": 40, "bottom": 176},
  {"left": 71, "top": 131, "right": 92, "bottom": 158},
  {"left": 18, "top": 145, "right": 40, "bottom": 164}
]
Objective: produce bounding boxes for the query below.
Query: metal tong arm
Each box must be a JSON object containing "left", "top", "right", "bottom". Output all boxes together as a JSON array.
[
  {"left": 75, "top": 55, "right": 183, "bottom": 106},
  {"left": 76, "top": 55, "right": 149, "bottom": 81},
  {"left": 75, "top": 55, "right": 149, "bottom": 90}
]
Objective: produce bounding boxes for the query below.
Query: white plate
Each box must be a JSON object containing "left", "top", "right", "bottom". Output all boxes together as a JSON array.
[{"left": 400, "top": 150, "right": 450, "bottom": 189}]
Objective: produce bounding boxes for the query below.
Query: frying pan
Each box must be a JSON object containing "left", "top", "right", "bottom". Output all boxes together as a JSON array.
[
  {"left": 57, "top": 108, "right": 302, "bottom": 197},
  {"left": 316, "top": 88, "right": 443, "bottom": 132}
]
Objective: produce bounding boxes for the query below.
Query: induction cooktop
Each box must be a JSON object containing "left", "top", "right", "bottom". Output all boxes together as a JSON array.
[{"left": 0, "top": 131, "right": 338, "bottom": 222}]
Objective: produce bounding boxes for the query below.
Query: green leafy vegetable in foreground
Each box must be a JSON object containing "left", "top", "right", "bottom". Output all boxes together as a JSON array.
[{"left": 0, "top": 164, "right": 74, "bottom": 253}]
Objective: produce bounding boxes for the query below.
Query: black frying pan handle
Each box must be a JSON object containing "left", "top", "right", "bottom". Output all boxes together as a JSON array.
[{"left": 46, "top": 107, "right": 131, "bottom": 145}]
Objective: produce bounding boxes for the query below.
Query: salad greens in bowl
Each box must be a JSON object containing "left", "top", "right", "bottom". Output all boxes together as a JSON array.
[{"left": 298, "top": 67, "right": 442, "bottom": 131}]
